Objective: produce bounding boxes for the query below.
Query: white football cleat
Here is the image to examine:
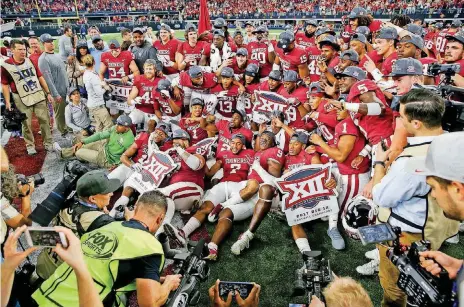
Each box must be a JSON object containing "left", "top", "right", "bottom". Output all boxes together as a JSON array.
[{"left": 230, "top": 231, "right": 254, "bottom": 255}]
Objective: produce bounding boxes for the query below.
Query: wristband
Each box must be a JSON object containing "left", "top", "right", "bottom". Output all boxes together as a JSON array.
[
  {"left": 371, "top": 68, "right": 384, "bottom": 82},
  {"left": 359, "top": 145, "right": 372, "bottom": 157},
  {"left": 272, "top": 63, "right": 281, "bottom": 71},
  {"left": 373, "top": 161, "right": 386, "bottom": 168},
  {"left": 344, "top": 103, "right": 360, "bottom": 112}
]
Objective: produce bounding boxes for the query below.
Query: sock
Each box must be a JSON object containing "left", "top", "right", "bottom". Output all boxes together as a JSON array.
[
  {"left": 295, "top": 238, "right": 311, "bottom": 254},
  {"left": 208, "top": 242, "right": 218, "bottom": 251},
  {"left": 244, "top": 230, "right": 254, "bottom": 240},
  {"left": 222, "top": 194, "right": 244, "bottom": 208},
  {"left": 182, "top": 217, "right": 201, "bottom": 237},
  {"left": 328, "top": 213, "right": 338, "bottom": 230},
  {"left": 110, "top": 196, "right": 129, "bottom": 217}
]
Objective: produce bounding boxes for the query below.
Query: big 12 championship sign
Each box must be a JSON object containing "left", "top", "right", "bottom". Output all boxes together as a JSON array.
[
  {"left": 126, "top": 151, "right": 177, "bottom": 194},
  {"left": 253, "top": 91, "right": 297, "bottom": 124},
  {"left": 105, "top": 78, "right": 135, "bottom": 113},
  {"left": 276, "top": 165, "right": 339, "bottom": 226}
]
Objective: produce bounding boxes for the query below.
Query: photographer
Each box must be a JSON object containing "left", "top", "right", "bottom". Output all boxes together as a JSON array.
[
  {"left": 372, "top": 88, "right": 459, "bottom": 307},
  {"left": 64, "top": 87, "right": 93, "bottom": 143},
  {"left": 0, "top": 165, "right": 35, "bottom": 247},
  {"left": 406, "top": 132, "right": 464, "bottom": 305},
  {"left": 36, "top": 170, "right": 119, "bottom": 280},
  {"left": 443, "top": 32, "right": 464, "bottom": 86},
  {"left": 32, "top": 190, "right": 182, "bottom": 307}
]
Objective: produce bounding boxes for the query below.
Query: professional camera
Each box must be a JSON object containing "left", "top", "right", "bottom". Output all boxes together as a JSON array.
[
  {"left": 2, "top": 107, "right": 27, "bottom": 132},
  {"left": 16, "top": 173, "right": 45, "bottom": 187},
  {"left": 427, "top": 63, "right": 461, "bottom": 77},
  {"left": 29, "top": 160, "right": 91, "bottom": 226},
  {"left": 165, "top": 239, "right": 210, "bottom": 307},
  {"left": 293, "top": 251, "right": 333, "bottom": 304}
]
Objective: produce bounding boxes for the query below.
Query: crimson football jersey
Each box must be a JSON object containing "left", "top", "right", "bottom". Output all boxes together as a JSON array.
[
  {"left": 424, "top": 31, "right": 438, "bottom": 59},
  {"left": 201, "top": 33, "right": 237, "bottom": 51},
  {"left": 176, "top": 41, "right": 210, "bottom": 70},
  {"left": 168, "top": 146, "right": 207, "bottom": 189},
  {"left": 179, "top": 114, "right": 208, "bottom": 145},
  {"left": 243, "top": 82, "right": 260, "bottom": 115},
  {"left": 435, "top": 29, "right": 459, "bottom": 58},
  {"left": 230, "top": 58, "right": 259, "bottom": 77},
  {"left": 332, "top": 118, "right": 370, "bottom": 175},
  {"left": 306, "top": 46, "right": 322, "bottom": 83},
  {"left": 359, "top": 51, "right": 383, "bottom": 80},
  {"left": 248, "top": 147, "right": 286, "bottom": 184},
  {"left": 133, "top": 75, "right": 163, "bottom": 113},
  {"left": 179, "top": 71, "right": 218, "bottom": 91},
  {"left": 305, "top": 99, "right": 337, "bottom": 145},
  {"left": 368, "top": 20, "right": 382, "bottom": 33},
  {"left": 217, "top": 148, "right": 255, "bottom": 183},
  {"left": 258, "top": 81, "right": 282, "bottom": 92},
  {"left": 247, "top": 41, "right": 274, "bottom": 78},
  {"left": 419, "top": 57, "right": 439, "bottom": 84},
  {"left": 154, "top": 39, "right": 180, "bottom": 75},
  {"left": 101, "top": 50, "right": 134, "bottom": 78},
  {"left": 277, "top": 85, "right": 307, "bottom": 129},
  {"left": 216, "top": 119, "right": 253, "bottom": 153},
  {"left": 132, "top": 132, "right": 173, "bottom": 163},
  {"left": 275, "top": 46, "right": 308, "bottom": 76},
  {"left": 152, "top": 90, "right": 183, "bottom": 118},
  {"left": 295, "top": 32, "right": 316, "bottom": 48},
  {"left": 284, "top": 150, "right": 316, "bottom": 172},
  {"left": 380, "top": 52, "right": 398, "bottom": 76},
  {"left": 347, "top": 80, "right": 394, "bottom": 145},
  {"left": 209, "top": 84, "right": 240, "bottom": 118}
]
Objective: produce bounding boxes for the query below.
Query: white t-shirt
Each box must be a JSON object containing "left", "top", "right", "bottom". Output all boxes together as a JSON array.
[{"left": 1, "top": 193, "right": 20, "bottom": 244}]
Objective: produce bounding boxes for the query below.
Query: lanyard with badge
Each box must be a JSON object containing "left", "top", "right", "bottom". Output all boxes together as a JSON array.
[{"left": 13, "top": 60, "right": 38, "bottom": 92}]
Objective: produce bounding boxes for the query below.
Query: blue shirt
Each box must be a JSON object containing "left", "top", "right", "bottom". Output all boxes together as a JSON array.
[
  {"left": 372, "top": 136, "right": 436, "bottom": 233},
  {"left": 89, "top": 44, "right": 109, "bottom": 73}
]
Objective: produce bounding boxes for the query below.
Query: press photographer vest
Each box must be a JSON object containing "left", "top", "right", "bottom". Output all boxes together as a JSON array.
[
  {"left": 377, "top": 142, "right": 459, "bottom": 250},
  {"left": 32, "top": 221, "right": 164, "bottom": 307},
  {"left": 1, "top": 58, "right": 44, "bottom": 106}
]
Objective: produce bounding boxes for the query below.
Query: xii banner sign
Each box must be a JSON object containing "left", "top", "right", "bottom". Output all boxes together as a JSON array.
[{"left": 276, "top": 164, "right": 339, "bottom": 226}]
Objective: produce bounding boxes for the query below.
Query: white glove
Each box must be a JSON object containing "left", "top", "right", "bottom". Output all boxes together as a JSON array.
[
  {"left": 160, "top": 90, "right": 171, "bottom": 98},
  {"left": 131, "top": 163, "right": 143, "bottom": 172},
  {"left": 267, "top": 42, "right": 274, "bottom": 53}
]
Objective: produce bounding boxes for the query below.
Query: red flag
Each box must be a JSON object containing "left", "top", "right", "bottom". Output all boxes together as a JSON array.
[{"left": 198, "top": 0, "right": 211, "bottom": 35}]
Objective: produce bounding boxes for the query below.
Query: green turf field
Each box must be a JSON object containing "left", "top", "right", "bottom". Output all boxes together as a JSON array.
[{"left": 19, "top": 30, "right": 462, "bottom": 306}]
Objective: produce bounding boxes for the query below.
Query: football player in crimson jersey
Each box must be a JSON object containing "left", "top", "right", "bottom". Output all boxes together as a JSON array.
[
  {"left": 396, "top": 34, "right": 438, "bottom": 85},
  {"left": 424, "top": 24, "right": 439, "bottom": 59},
  {"left": 258, "top": 70, "right": 283, "bottom": 92},
  {"left": 247, "top": 25, "right": 276, "bottom": 81},
  {"left": 175, "top": 23, "right": 209, "bottom": 72},
  {"left": 435, "top": 20, "right": 462, "bottom": 60},
  {"left": 127, "top": 59, "right": 164, "bottom": 127},
  {"left": 276, "top": 70, "right": 309, "bottom": 129},
  {"left": 230, "top": 131, "right": 285, "bottom": 255},
  {"left": 304, "top": 28, "right": 335, "bottom": 83},
  {"left": 364, "top": 27, "right": 398, "bottom": 80},
  {"left": 164, "top": 134, "right": 256, "bottom": 260},
  {"left": 217, "top": 48, "right": 258, "bottom": 80},
  {"left": 152, "top": 79, "right": 183, "bottom": 122},
  {"left": 108, "top": 123, "right": 173, "bottom": 217},
  {"left": 172, "top": 65, "right": 219, "bottom": 106},
  {"left": 209, "top": 67, "right": 241, "bottom": 120},
  {"left": 295, "top": 20, "right": 317, "bottom": 48},
  {"left": 210, "top": 109, "right": 253, "bottom": 153},
  {"left": 99, "top": 39, "right": 139, "bottom": 84},
  {"left": 153, "top": 24, "right": 181, "bottom": 81},
  {"left": 179, "top": 98, "right": 208, "bottom": 144},
  {"left": 274, "top": 31, "right": 310, "bottom": 79},
  {"left": 241, "top": 63, "right": 261, "bottom": 126},
  {"left": 233, "top": 30, "right": 247, "bottom": 49},
  {"left": 350, "top": 34, "right": 383, "bottom": 79},
  {"left": 315, "top": 35, "right": 341, "bottom": 85}
]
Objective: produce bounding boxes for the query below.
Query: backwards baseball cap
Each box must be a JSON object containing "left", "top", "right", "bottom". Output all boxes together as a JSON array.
[
  {"left": 340, "top": 50, "right": 360, "bottom": 63},
  {"left": 3, "top": 36, "right": 12, "bottom": 43},
  {"left": 252, "top": 25, "right": 268, "bottom": 34},
  {"left": 39, "top": 33, "right": 55, "bottom": 43},
  {"left": 283, "top": 70, "right": 298, "bottom": 82},
  {"left": 132, "top": 27, "right": 144, "bottom": 34},
  {"left": 406, "top": 132, "right": 464, "bottom": 183},
  {"left": 451, "top": 20, "right": 463, "bottom": 28},
  {"left": 291, "top": 131, "right": 309, "bottom": 145},
  {"left": 116, "top": 114, "right": 132, "bottom": 127},
  {"left": 172, "top": 129, "right": 190, "bottom": 140},
  {"left": 92, "top": 35, "right": 102, "bottom": 42},
  {"left": 334, "top": 66, "right": 367, "bottom": 81},
  {"left": 377, "top": 27, "right": 398, "bottom": 40},
  {"left": 388, "top": 58, "right": 423, "bottom": 77},
  {"left": 108, "top": 39, "right": 120, "bottom": 49},
  {"left": 277, "top": 31, "right": 295, "bottom": 49},
  {"left": 445, "top": 32, "right": 464, "bottom": 45},
  {"left": 398, "top": 33, "right": 424, "bottom": 50},
  {"left": 244, "top": 21, "right": 254, "bottom": 27},
  {"left": 76, "top": 170, "right": 120, "bottom": 197},
  {"left": 351, "top": 33, "right": 368, "bottom": 45},
  {"left": 236, "top": 48, "right": 248, "bottom": 56},
  {"left": 220, "top": 67, "right": 234, "bottom": 78},
  {"left": 213, "top": 29, "right": 225, "bottom": 37},
  {"left": 269, "top": 70, "right": 282, "bottom": 81},
  {"left": 245, "top": 63, "right": 259, "bottom": 77},
  {"left": 188, "top": 66, "right": 203, "bottom": 78}
]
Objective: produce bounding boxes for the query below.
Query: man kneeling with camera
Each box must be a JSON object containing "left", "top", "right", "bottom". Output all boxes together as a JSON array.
[{"left": 32, "top": 190, "right": 181, "bottom": 306}]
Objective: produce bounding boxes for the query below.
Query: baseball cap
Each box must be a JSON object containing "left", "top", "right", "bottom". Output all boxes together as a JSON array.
[
  {"left": 191, "top": 97, "right": 204, "bottom": 107},
  {"left": 260, "top": 130, "right": 276, "bottom": 143},
  {"left": 213, "top": 29, "right": 225, "bottom": 37},
  {"left": 291, "top": 131, "right": 309, "bottom": 145},
  {"left": 351, "top": 33, "right": 368, "bottom": 44},
  {"left": 185, "top": 23, "right": 197, "bottom": 33},
  {"left": 116, "top": 114, "right": 132, "bottom": 127},
  {"left": 451, "top": 20, "right": 463, "bottom": 28},
  {"left": 92, "top": 35, "right": 102, "bottom": 42},
  {"left": 108, "top": 39, "right": 120, "bottom": 49},
  {"left": 388, "top": 58, "right": 423, "bottom": 77},
  {"left": 220, "top": 67, "right": 234, "bottom": 78},
  {"left": 334, "top": 66, "right": 367, "bottom": 81},
  {"left": 434, "top": 22, "right": 444, "bottom": 30},
  {"left": 236, "top": 48, "right": 248, "bottom": 56},
  {"left": 269, "top": 70, "right": 282, "bottom": 81},
  {"left": 305, "top": 20, "right": 318, "bottom": 27},
  {"left": 159, "top": 23, "right": 171, "bottom": 32},
  {"left": 348, "top": 7, "right": 367, "bottom": 19},
  {"left": 76, "top": 170, "right": 120, "bottom": 197},
  {"left": 245, "top": 63, "right": 259, "bottom": 77},
  {"left": 172, "top": 129, "right": 190, "bottom": 140},
  {"left": 132, "top": 27, "right": 144, "bottom": 34},
  {"left": 252, "top": 25, "right": 268, "bottom": 34},
  {"left": 231, "top": 133, "right": 246, "bottom": 145},
  {"left": 377, "top": 27, "right": 398, "bottom": 40},
  {"left": 68, "top": 87, "right": 80, "bottom": 97},
  {"left": 319, "top": 35, "right": 339, "bottom": 48},
  {"left": 356, "top": 26, "right": 371, "bottom": 36},
  {"left": 76, "top": 39, "right": 88, "bottom": 48},
  {"left": 315, "top": 27, "right": 336, "bottom": 37},
  {"left": 406, "top": 132, "right": 464, "bottom": 183},
  {"left": 406, "top": 24, "right": 424, "bottom": 37},
  {"left": 283, "top": 70, "right": 298, "bottom": 82},
  {"left": 155, "top": 122, "right": 171, "bottom": 136},
  {"left": 244, "top": 21, "right": 254, "bottom": 27},
  {"left": 398, "top": 33, "right": 424, "bottom": 50},
  {"left": 39, "top": 33, "right": 55, "bottom": 43},
  {"left": 307, "top": 82, "right": 324, "bottom": 98},
  {"left": 232, "top": 108, "right": 247, "bottom": 120},
  {"left": 445, "top": 32, "right": 464, "bottom": 45},
  {"left": 233, "top": 30, "right": 243, "bottom": 38},
  {"left": 277, "top": 31, "right": 295, "bottom": 49},
  {"left": 214, "top": 18, "right": 227, "bottom": 28},
  {"left": 188, "top": 66, "right": 203, "bottom": 78},
  {"left": 340, "top": 50, "right": 360, "bottom": 63}
]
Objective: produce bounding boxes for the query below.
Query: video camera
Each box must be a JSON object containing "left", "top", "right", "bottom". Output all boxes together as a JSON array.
[
  {"left": 16, "top": 173, "right": 45, "bottom": 187},
  {"left": 358, "top": 224, "right": 457, "bottom": 307},
  {"left": 427, "top": 63, "right": 461, "bottom": 78},
  {"left": 164, "top": 239, "right": 210, "bottom": 307},
  {"left": 2, "top": 107, "right": 27, "bottom": 132},
  {"left": 29, "top": 160, "right": 91, "bottom": 226},
  {"left": 293, "top": 251, "right": 333, "bottom": 304}
]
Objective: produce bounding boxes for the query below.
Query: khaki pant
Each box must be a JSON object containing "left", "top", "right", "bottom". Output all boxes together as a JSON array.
[
  {"left": 89, "top": 106, "right": 113, "bottom": 132},
  {"left": 377, "top": 232, "right": 423, "bottom": 307},
  {"left": 61, "top": 140, "right": 109, "bottom": 168},
  {"left": 52, "top": 97, "right": 67, "bottom": 134},
  {"left": 13, "top": 95, "right": 52, "bottom": 149}
]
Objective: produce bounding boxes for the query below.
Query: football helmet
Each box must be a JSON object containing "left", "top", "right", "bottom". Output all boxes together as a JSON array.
[{"left": 342, "top": 195, "right": 378, "bottom": 240}]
